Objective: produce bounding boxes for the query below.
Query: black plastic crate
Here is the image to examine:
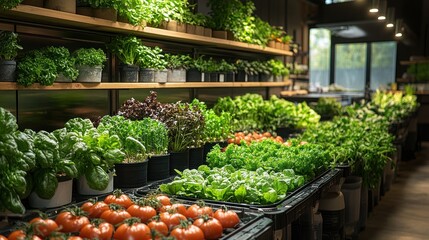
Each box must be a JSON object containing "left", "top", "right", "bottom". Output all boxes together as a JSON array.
[{"left": 223, "top": 217, "right": 273, "bottom": 240}]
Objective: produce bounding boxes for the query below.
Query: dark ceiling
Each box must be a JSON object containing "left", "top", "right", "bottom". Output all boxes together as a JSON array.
[{"left": 307, "top": 0, "right": 424, "bottom": 44}]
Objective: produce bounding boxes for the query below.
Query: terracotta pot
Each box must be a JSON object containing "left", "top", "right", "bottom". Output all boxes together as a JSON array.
[
  {"left": 186, "top": 24, "right": 196, "bottom": 34},
  {"left": 22, "top": 0, "right": 44, "bottom": 7},
  {"left": 204, "top": 28, "right": 212, "bottom": 37},
  {"left": 76, "top": 7, "right": 92, "bottom": 17},
  {"left": 93, "top": 8, "right": 117, "bottom": 21},
  {"left": 161, "top": 20, "right": 177, "bottom": 31},
  {"left": 176, "top": 22, "right": 186, "bottom": 33},
  {"left": 195, "top": 26, "right": 205, "bottom": 36},
  {"left": 268, "top": 40, "right": 276, "bottom": 48},
  {"left": 284, "top": 43, "right": 290, "bottom": 51},
  {"left": 275, "top": 42, "right": 283, "bottom": 49},
  {"left": 44, "top": 0, "right": 76, "bottom": 13},
  {"left": 212, "top": 30, "right": 228, "bottom": 39}
]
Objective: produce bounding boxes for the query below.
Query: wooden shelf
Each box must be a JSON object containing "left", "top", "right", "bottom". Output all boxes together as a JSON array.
[
  {"left": 2, "top": 5, "right": 293, "bottom": 56},
  {"left": 396, "top": 78, "right": 411, "bottom": 83},
  {"left": 289, "top": 74, "right": 309, "bottom": 80},
  {"left": 0, "top": 81, "right": 291, "bottom": 91},
  {"left": 400, "top": 60, "right": 429, "bottom": 65}
]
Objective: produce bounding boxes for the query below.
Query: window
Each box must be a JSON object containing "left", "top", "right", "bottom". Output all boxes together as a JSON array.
[
  {"left": 335, "top": 43, "right": 367, "bottom": 91},
  {"left": 310, "top": 28, "right": 331, "bottom": 90},
  {"left": 370, "top": 42, "right": 397, "bottom": 90}
]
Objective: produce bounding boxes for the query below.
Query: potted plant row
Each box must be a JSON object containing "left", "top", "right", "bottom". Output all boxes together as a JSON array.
[{"left": 0, "top": 31, "right": 22, "bottom": 82}]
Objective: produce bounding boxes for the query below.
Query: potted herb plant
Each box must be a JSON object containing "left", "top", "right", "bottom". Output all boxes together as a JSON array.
[
  {"left": 165, "top": 54, "right": 191, "bottom": 82},
  {"left": 63, "top": 118, "right": 125, "bottom": 195},
  {"left": 235, "top": 59, "right": 258, "bottom": 82},
  {"left": 96, "top": 115, "right": 150, "bottom": 188},
  {"left": 43, "top": 46, "right": 79, "bottom": 82},
  {"left": 17, "top": 50, "right": 57, "bottom": 86},
  {"left": 137, "top": 45, "right": 168, "bottom": 83},
  {"left": 187, "top": 56, "right": 208, "bottom": 82},
  {"left": 218, "top": 59, "right": 236, "bottom": 82},
  {"left": 107, "top": 36, "right": 141, "bottom": 82},
  {"left": 0, "top": 31, "right": 22, "bottom": 82},
  {"left": 44, "top": 0, "right": 76, "bottom": 13},
  {"left": 28, "top": 130, "right": 79, "bottom": 208},
  {"left": 73, "top": 48, "right": 107, "bottom": 82},
  {"left": 268, "top": 59, "right": 289, "bottom": 82},
  {"left": 116, "top": 0, "right": 149, "bottom": 26},
  {"left": 256, "top": 61, "right": 273, "bottom": 82}
]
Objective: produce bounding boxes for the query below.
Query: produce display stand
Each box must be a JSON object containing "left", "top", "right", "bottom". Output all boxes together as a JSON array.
[{"left": 133, "top": 168, "right": 343, "bottom": 240}]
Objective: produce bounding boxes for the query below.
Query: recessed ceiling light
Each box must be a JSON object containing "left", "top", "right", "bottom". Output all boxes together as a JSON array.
[
  {"left": 378, "top": 16, "right": 386, "bottom": 20},
  {"left": 395, "top": 33, "right": 402, "bottom": 37},
  {"left": 369, "top": 8, "right": 379, "bottom": 13},
  {"left": 386, "top": 23, "right": 394, "bottom": 28}
]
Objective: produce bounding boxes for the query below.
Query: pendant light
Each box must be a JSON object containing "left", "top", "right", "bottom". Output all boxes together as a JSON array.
[
  {"left": 377, "top": 0, "right": 387, "bottom": 20},
  {"left": 369, "top": 0, "right": 380, "bottom": 13},
  {"left": 395, "top": 19, "right": 403, "bottom": 37},
  {"left": 386, "top": 8, "right": 395, "bottom": 28}
]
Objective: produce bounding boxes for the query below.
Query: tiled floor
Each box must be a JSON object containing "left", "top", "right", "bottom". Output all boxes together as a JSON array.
[{"left": 359, "top": 142, "right": 429, "bottom": 240}]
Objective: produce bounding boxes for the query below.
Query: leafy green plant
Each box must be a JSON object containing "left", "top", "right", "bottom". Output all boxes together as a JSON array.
[
  {"left": 218, "top": 59, "right": 236, "bottom": 73},
  {"left": 0, "top": 31, "right": 23, "bottom": 61},
  {"left": 145, "top": 0, "right": 190, "bottom": 27},
  {"left": 107, "top": 36, "right": 142, "bottom": 66},
  {"left": 136, "top": 45, "right": 167, "bottom": 70},
  {"left": 184, "top": 12, "right": 209, "bottom": 26},
  {"left": 0, "top": 107, "right": 36, "bottom": 214},
  {"left": 80, "top": 0, "right": 118, "bottom": 8},
  {"left": 31, "top": 130, "right": 78, "bottom": 199},
  {"left": 73, "top": 48, "right": 107, "bottom": 67},
  {"left": 235, "top": 59, "right": 257, "bottom": 75},
  {"left": 0, "top": 0, "right": 22, "bottom": 11},
  {"left": 165, "top": 54, "right": 192, "bottom": 70},
  {"left": 64, "top": 118, "right": 125, "bottom": 190},
  {"left": 17, "top": 50, "right": 57, "bottom": 86},
  {"left": 43, "top": 46, "right": 79, "bottom": 81},
  {"left": 268, "top": 59, "right": 289, "bottom": 77},
  {"left": 160, "top": 165, "right": 304, "bottom": 204},
  {"left": 311, "top": 97, "right": 342, "bottom": 118}
]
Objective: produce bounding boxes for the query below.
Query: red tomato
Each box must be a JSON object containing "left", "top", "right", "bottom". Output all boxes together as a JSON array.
[
  {"left": 87, "top": 201, "right": 109, "bottom": 218},
  {"left": 80, "top": 201, "right": 94, "bottom": 213},
  {"left": 29, "top": 217, "right": 59, "bottom": 238},
  {"left": 147, "top": 220, "right": 169, "bottom": 237},
  {"left": 8, "top": 230, "right": 42, "bottom": 240},
  {"left": 170, "top": 223, "right": 205, "bottom": 240},
  {"left": 214, "top": 208, "right": 240, "bottom": 228},
  {"left": 79, "top": 220, "right": 114, "bottom": 240},
  {"left": 67, "top": 237, "right": 83, "bottom": 240},
  {"left": 55, "top": 210, "right": 90, "bottom": 233},
  {"left": 103, "top": 190, "right": 133, "bottom": 208},
  {"left": 100, "top": 207, "right": 132, "bottom": 225},
  {"left": 127, "top": 204, "right": 157, "bottom": 223},
  {"left": 186, "top": 204, "right": 214, "bottom": 219},
  {"left": 159, "top": 212, "right": 187, "bottom": 229},
  {"left": 0, "top": 235, "right": 7, "bottom": 240},
  {"left": 114, "top": 219, "right": 151, "bottom": 240},
  {"left": 166, "top": 203, "right": 187, "bottom": 216},
  {"left": 193, "top": 217, "right": 223, "bottom": 240},
  {"left": 155, "top": 195, "right": 171, "bottom": 206},
  {"left": 47, "top": 232, "right": 83, "bottom": 240}
]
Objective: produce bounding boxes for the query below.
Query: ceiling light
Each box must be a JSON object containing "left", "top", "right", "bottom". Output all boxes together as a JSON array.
[
  {"left": 386, "top": 8, "right": 395, "bottom": 27},
  {"left": 377, "top": 0, "right": 387, "bottom": 20},
  {"left": 369, "top": 0, "right": 379, "bottom": 13},
  {"left": 395, "top": 19, "right": 403, "bottom": 37}
]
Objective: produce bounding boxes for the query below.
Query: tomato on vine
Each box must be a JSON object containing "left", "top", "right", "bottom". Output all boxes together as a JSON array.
[
  {"left": 103, "top": 189, "right": 133, "bottom": 208},
  {"left": 54, "top": 207, "right": 90, "bottom": 233},
  {"left": 79, "top": 219, "right": 114, "bottom": 240},
  {"left": 113, "top": 217, "right": 151, "bottom": 240},
  {"left": 100, "top": 203, "right": 132, "bottom": 225}
]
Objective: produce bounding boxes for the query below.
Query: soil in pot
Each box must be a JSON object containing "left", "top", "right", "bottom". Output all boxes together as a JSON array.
[
  {"left": 44, "top": 0, "right": 76, "bottom": 13},
  {"left": 148, "top": 154, "right": 170, "bottom": 181},
  {"left": 169, "top": 150, "right": 189, "bottom": 176},
  {"left": 189, "top": 147, "right": 204, "bottom": 169},
  {"left": 114, "top": 160, "right": 148, "bottom": 188},
  {"left": 76, "top": 65, "right": 102, "bottom": 82},
  {"left": 167, "top": 69, "right": 186, "bottom": 82},
  {"left": 0, "top": 61, "right": 16, "bottom": 82},
  {"left": 119, "top": 65, "right": 139, "bottom": 82},
  {"left": 154, "top": 70, "right": 168, "bottom": 83},
  {"left": 93, "top": 8, "right": 117, "bottom": 21},
  {"left": 28, "top": 176, "right": 73, "bottom": 209},
  {"left": 186, "top": 68, "right": 201, "bottom": 82},
  {"left": 139, "top": 68, "right": 155, "bottom": 82}
]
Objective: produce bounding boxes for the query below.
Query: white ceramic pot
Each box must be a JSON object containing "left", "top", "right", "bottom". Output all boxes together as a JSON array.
[
  {"left": 78, "top": 172, "right": 114, "bottom": 195},
  {"left": 29, "top": 178, "right": 73, "bottom": 209}
]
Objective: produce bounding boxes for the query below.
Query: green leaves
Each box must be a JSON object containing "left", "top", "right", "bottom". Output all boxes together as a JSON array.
[
  {"left": 0, "top": 31, "right": 22, "bottom": 60},
  {"left": 73, "top": 48, "right": 107, "bottom": 67},
  {"left": 107, "top": 36, "right": 142, "bottom": 65},
  {"left": 136, "top": 45, "right": 167, "bottom": 70},
  {"left": 159, "top": 165, "right": 304, "bottom": 204}
]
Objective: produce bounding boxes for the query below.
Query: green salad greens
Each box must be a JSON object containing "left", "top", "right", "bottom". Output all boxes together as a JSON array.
[{"left": 160, "top": 165, "right": 304, "bottom": 205}]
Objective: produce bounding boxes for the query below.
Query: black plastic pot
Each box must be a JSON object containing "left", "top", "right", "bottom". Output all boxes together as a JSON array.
[
  {"left": 259, "top": 73, "right": 272, "bottom": 82},
  {"left": 139, "top": 68, "right": 155, "bottom": 82},
  {"left": 209, "top": 73, "right": 219, "bottom": 82},
  {"left": 189, "top": 147, "right": 204, "bottom": 169},
  {"left": 120, "top": 64, "right": 139, "bottom": 82},
  {"left": 235, "top": 70, "right": 246, "bottom": 82},
  {"left": 186, "top": 68, "right": 201, "bottom": 82},
  {"left": 225, "top": 72, "right": 235, "bottom": 82},
  {"left": 248, "top": 73, "right": 259, "bottom": 82},
  {"left": 114, "top": 160, "right": 148, "bottom": 188},
  {"left": 148, "top": 154, "right": 170, "bottom": 181},
  {"left": 0, "top": 60, "right": 17, "bottom": 82},
  {"left": 169, "top": 150, "right": 190, "bottom": 175}
]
